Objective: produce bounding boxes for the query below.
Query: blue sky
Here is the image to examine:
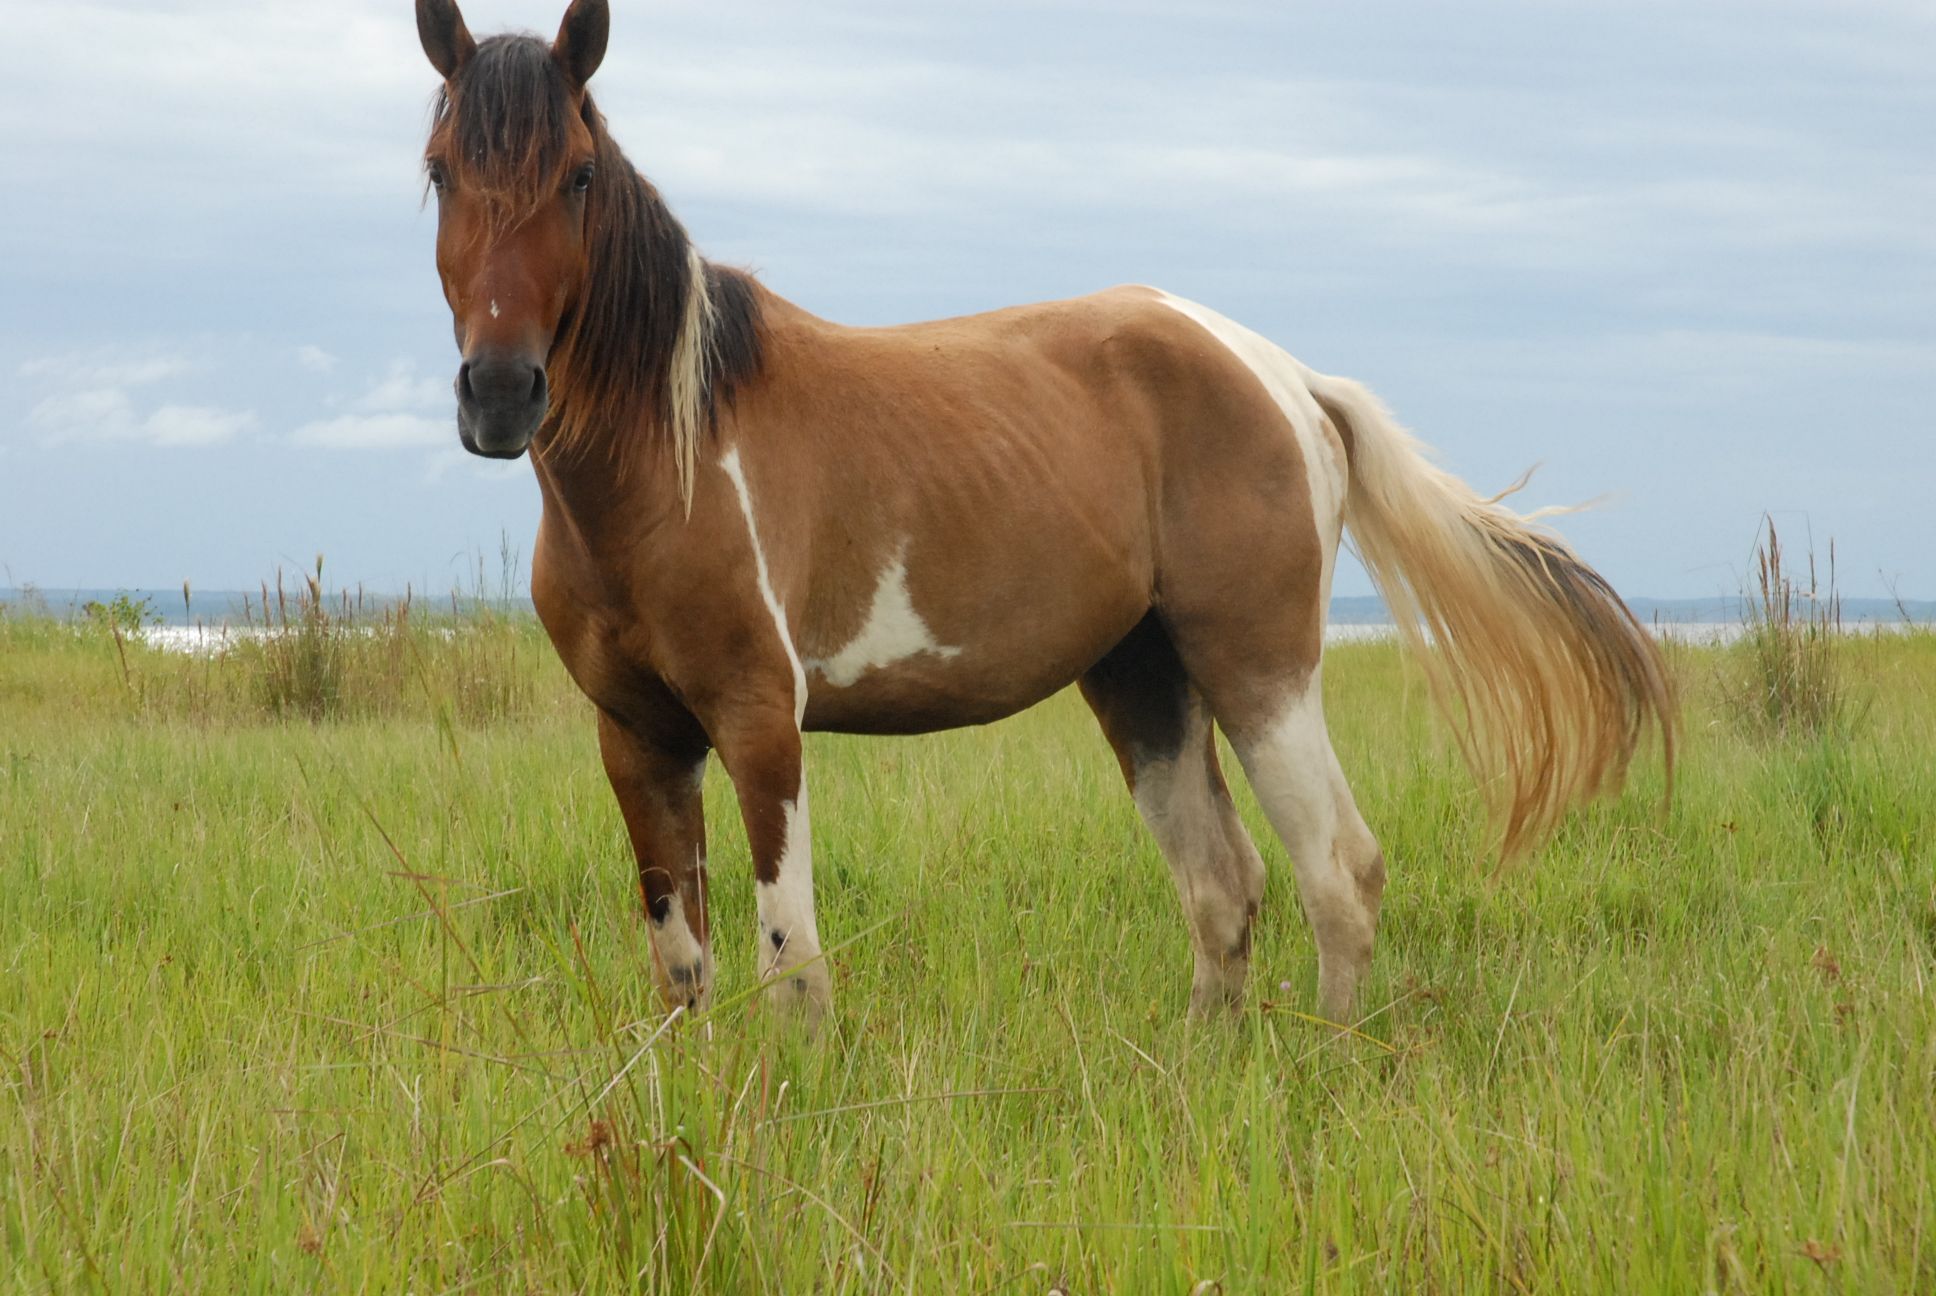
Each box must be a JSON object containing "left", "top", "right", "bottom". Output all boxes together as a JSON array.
[{"left": 2, "top": 0, "right": 1931, "bottom": 600}]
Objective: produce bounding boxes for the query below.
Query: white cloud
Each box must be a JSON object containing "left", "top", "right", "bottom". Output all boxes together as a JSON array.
[
  {"left": 296, "top": 345, "right": 338, "bottom": 374},
  {"left": 289, "top": 358, "right": 455, "bottom": 449},
  {"left": 25, "top": 387, "right": 253, "bottom": 448},
  {"left": 16, "top": 344, "right": 249, "bottom": 449},
  {"left": 28, "top": 388, "right": 135, "bottom": 437},
  {"left": 19, "top": 352, "right": 189, "bottom": 388},
  {"left": 352, "top": 359, "right": 451, "bottom": 414},
  {"left": 293, "top": 412, "right": 452, "bottom": 450},
  {"left": 143, "top": 405, "right": 255, "bottom": 447}
]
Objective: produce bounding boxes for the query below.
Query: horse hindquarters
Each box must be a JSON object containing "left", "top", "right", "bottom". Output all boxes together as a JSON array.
[{"left": 1108, "top": 295, "right": 1389, "bottom": 1021}]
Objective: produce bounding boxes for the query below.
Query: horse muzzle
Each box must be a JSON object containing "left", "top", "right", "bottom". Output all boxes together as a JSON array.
[{"left": 456, "top": 354, "right": 548, "bottom": 459}]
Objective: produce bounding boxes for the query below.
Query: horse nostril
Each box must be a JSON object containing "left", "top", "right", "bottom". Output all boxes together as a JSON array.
[{"left": 459, "top": 357, "right": 546, "bottom": 417}]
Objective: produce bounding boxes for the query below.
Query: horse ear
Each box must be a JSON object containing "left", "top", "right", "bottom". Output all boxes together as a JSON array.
[
  {"left": 417, "top": 0, "right": 476, "bottom": 80},
  {"left": 553, "top": 0, "right": 610, "bottom": 91}
]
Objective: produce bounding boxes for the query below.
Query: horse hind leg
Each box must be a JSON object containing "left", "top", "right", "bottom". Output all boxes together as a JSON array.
[
  {"left": 1221, "top": 673, "right": 1386, "bottom": 1023},
  {"left": 1080, "top": 617, "right": 1268, "bottom": 1016}
]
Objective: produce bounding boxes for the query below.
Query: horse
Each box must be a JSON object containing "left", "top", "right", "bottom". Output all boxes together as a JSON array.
[{"left": 412, "top": 0, "right": 1674, "bottom": 1027}]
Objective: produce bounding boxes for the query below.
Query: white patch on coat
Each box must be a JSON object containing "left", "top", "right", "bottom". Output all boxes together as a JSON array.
[
  {"left": 804, "top": 546, "right": 961, "bottom": 688},
  {"left": 720, "top": 446, "right": 808, "bottom": 724},
  {"left": 1155, "top": 292, "right": 1349, "bottom": 601},
  {"left": 489, "top": 299, "right": 500, "bottom": 320}
]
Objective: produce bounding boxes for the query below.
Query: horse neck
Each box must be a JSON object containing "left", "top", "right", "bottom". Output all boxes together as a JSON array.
[{"left": 530, "top": 432, "right": 685, "bottom": 546}]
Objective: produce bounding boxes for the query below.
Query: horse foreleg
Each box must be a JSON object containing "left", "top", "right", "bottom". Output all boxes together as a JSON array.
[
  {"left": 597, "top": 711, "right": 714, "bottom": 1014},
  {"left": 712, "top": 709, "right": 831, "bottom": 1025}
]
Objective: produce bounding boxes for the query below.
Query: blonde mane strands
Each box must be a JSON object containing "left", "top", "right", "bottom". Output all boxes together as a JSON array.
[
  {"left": 1318, "top": 380, "right": 1676, "bottom": 862},
  {"left": 435, "top": 34, "right": 762, "bottom": 505},
  {"left": 663, "top": 244, "right": 721, "bottom": 511}
]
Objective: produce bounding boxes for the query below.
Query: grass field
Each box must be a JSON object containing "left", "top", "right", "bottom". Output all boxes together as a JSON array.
[{"left": 2, "top": 609, "right": 1932, "bottom": 1292}]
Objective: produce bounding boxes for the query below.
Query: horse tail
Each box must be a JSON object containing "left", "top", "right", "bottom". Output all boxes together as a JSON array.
[{"left": 1308, "top": 372, "right": 1675, "bottom": 862}]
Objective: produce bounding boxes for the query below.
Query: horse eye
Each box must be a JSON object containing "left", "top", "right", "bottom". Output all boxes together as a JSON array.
[
  {"left": 427, "top": 161, "right": 448, "bottom": 191},
  {"left": 572, "top": 164, "right": 595, "bottom": 194}
]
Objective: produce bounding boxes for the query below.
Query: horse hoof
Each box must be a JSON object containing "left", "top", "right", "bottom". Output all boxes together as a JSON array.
[
  {"left": 656, "top": 957, "right": 713, "bottom": 1017},
  {"left": 763, "top": 959, "right": 832, "bottom": 1030}
]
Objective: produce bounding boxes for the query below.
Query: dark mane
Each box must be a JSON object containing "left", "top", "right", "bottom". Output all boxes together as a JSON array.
[
  {"left": 428, "top": 34, "right": 763, "bottom": 492},
  {"left": 431, "top": 33, "right": 575, "bottom": 223}
]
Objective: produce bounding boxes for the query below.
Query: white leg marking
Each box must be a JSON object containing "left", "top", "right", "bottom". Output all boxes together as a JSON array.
[
  {"left": 757, "top": 781, "right": 823, "bottom": 970},
  {"left": 720, "top": 446, "right": 808, "bottom": 723},
  {"left": 755, "top": 777, "right": 831, "bottom": 1019},
  {"left": 649, "top": 881, "right": 713, "bottom": 1012},
  {"left": 803, "top": 543, "right": 962, "bottom": 688},
  {"left": 1231, "top": 675, "right": 1383, "bottom": 1022}
]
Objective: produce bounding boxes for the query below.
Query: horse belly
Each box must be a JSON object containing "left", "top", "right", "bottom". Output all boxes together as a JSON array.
[
  {"left": 798, "top": 557, "right": 1145, "bottom": 735},
  {"left": 800, "top": 644, "right": 1116, "bottom": 734}
]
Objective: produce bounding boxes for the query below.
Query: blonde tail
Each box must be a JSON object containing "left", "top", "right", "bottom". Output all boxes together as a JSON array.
[{"left": 1311, "top": 374, "right": 1675, "bottom": 861}]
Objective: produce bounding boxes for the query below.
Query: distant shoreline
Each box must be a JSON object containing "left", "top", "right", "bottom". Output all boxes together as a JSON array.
[{"left": 7, "top": 587, "right": 1932, "bottom": 628}]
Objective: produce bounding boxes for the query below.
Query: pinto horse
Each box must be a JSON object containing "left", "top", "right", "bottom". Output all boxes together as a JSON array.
[{"left": 414, "top": 0, "right": 1673, "bottom": 1026}]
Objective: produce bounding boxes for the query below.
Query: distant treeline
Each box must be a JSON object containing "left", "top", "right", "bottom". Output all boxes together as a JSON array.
[
  {"left": 5, "top": 587, "right": 1933, "bottom": 628},
  {"left": 1, "top": 588, "right": 521, "bottom": 627}
]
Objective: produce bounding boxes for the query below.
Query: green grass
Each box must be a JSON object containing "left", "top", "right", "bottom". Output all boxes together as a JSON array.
[{"left": 2, "top": 615, "right": 1933, "bottom": 1292}]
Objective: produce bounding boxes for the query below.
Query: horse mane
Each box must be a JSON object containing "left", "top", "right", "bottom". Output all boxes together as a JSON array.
[{"left": 428, "top": 34, "right": 763, "bottom": 507}]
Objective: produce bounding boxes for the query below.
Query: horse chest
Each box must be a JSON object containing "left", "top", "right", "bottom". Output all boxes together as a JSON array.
[{"left": 531, "top": 562, "right": 670, "bottom": 716}]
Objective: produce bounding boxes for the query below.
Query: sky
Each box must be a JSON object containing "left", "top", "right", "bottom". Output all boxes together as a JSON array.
[{"left": 2, "top": 0, "right": 1931, "bottom": 601}]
